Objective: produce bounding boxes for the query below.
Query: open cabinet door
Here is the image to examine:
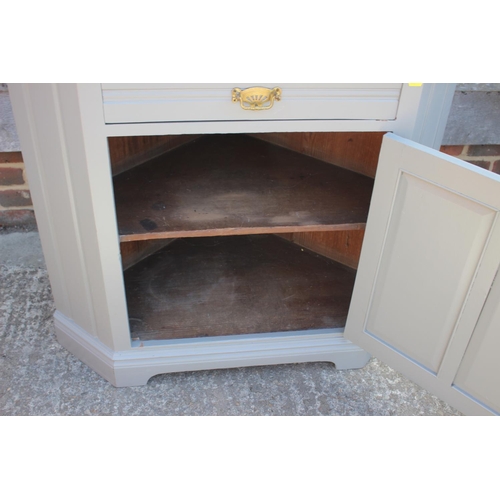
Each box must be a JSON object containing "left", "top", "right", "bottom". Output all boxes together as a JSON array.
[{"left": 345, "top": 134, "right": 500, "bottom": 415}]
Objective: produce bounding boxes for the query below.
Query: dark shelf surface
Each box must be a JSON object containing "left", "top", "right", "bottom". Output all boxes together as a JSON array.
[
  {"left": 113, "top": 134, "right": 374, "bottom": 241},
  {"left": 124, "top": 235, "right": 357, "bottom": 341}
]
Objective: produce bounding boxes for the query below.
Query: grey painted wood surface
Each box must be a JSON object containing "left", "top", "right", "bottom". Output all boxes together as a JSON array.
[
  {"left": 101, "top": 83, "right": 403, "bottom": 124},
  {"left": 454, "top": 268, "right": 500, "bottom": 413},
  {"left": 9, "top": 84, "right": 131, "bottom": 351}
]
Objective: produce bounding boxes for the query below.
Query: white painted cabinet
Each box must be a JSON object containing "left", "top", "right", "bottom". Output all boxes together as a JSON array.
[{"left": 9, "top": 83, "right": 499, "bottom": 415}]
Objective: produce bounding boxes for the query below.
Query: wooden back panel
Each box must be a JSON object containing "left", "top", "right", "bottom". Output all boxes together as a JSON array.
[
  {"left": 279, "top": 229, "right": 365, "bottom": 269},
  {"left": 250, "top": 132, "right": 384, "bottom": 178},
  {"left": 120, "top": 239, "right": 176, "bottom": 270},
  {"left": 108, "top": 135, "right": 201, "bottom": 176}
]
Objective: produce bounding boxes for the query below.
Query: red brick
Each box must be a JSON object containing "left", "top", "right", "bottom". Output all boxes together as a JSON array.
[
  {"left": 440, "top": 145, "right": 463, "bottom": 156},
  {"left": 0, "top": 209, "right": 37, "bottom": 229},
  {"left": 0, "top": 190, "right": 32, "bottom": 207},
  {"left": 468, "top": 160, "right": 491, "bottom": 170},
  {"left": 0, "top": 167, "right": 24, "bottom": 186},
  {"left": 0, "top": 152, "right": 23, "bottom": 164},
  {"left": 493, "top": 160, "right": 500, "bottom": 174},
  {"left": 467, "top": 145, "right": 500, "bottom": 156}
]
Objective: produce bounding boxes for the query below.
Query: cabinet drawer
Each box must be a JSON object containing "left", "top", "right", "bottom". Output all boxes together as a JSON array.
[{"left": 101, "top": 83, "right": 403, "bottom": 124}]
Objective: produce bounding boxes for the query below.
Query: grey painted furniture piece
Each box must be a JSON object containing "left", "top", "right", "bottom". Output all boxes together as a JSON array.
[{"left": 9, "top": 84, "right": 499, "bottom": 415}]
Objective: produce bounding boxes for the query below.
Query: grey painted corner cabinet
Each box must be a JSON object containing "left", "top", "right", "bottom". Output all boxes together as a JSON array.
[{"left": 9, "top": 84, "right": 500, "bottom": 415}]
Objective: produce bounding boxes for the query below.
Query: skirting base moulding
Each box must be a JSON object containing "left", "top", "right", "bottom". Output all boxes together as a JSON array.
[{"left": 54, "top": 310, "right": 370, "bottom": 387}]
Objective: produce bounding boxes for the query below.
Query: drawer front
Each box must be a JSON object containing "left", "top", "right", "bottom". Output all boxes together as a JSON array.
[{"left": 101, "top": 83, "right": 403, "bottom": 124}]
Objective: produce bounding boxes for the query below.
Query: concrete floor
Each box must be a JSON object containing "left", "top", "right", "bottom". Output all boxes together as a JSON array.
[
  {"left": 0, "top": 230, "right": 461, "bottom": 416},
  {"left": 0, "top": 91, "right": 20, "bottom": 152},
  {"left": 443, "top": 89, "right": 500, "bottom": 145}
]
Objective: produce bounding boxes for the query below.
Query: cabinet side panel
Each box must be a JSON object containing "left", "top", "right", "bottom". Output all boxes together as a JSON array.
[
  {"left": 57, "top": 84, "right": 132, "bottom": 351},
  {"left": 8, "top": 84, "right": 72, "bottom": 317},
  {"left": 411, "top": 84, "right": 456, "bottom": 149},
  {"left": 10, "top": 84, "right": 97, "bottom": 335},
  {"left": 394, "top": 84, "right": 455, "bottom": 148}
]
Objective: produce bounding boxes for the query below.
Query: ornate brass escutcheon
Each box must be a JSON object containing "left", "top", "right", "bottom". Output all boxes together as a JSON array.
[{"left": 232, "top": 86, "right": 282, "bottom": 110}]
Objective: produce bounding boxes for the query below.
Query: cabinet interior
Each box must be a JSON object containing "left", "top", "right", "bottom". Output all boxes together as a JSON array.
[{"left": 108, "top": 131, "right": 384, "bottom": 343}]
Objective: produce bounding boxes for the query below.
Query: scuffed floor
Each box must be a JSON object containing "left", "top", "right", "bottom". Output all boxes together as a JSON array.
[{"left": 0, "top": 232, "right": 461, "bottom": 416}]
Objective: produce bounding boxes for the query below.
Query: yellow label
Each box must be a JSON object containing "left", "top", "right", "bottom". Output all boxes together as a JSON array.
[{"left": 409, "top": 83, "right": 423, "bottom": 86}]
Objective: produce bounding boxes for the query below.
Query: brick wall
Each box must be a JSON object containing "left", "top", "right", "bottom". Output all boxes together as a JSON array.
[
  {"left": 0, "top": 152, "right": 36, "bottom": 229},
  {"left": 440, "top": 144, "right": 500, "bottom": 174}
]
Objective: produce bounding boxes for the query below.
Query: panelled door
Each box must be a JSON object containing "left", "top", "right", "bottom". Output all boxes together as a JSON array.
[{"left": 345, "top": 133, "right": 500, "bottom": 416}]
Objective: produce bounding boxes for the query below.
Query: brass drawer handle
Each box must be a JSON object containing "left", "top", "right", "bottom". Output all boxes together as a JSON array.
[{"left": 232, "top": 86, "right": 282, "bottom": 110}]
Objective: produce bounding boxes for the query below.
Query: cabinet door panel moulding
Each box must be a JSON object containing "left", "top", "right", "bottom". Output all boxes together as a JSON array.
[{"left": 345, "top": 134, "right": 500, "bottom": 416}]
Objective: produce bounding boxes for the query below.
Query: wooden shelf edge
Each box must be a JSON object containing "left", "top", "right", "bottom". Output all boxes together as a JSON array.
[{"left": 119, "top": 223, "right": 367, "bottom": 243}]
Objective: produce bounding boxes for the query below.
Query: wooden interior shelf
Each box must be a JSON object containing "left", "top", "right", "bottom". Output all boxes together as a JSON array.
[
  {"left": 113, "top": 134, "right": 374, "bottom": 242},
  {"left": 124, "top": 235, "right": 357, "bottom": 341}
]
